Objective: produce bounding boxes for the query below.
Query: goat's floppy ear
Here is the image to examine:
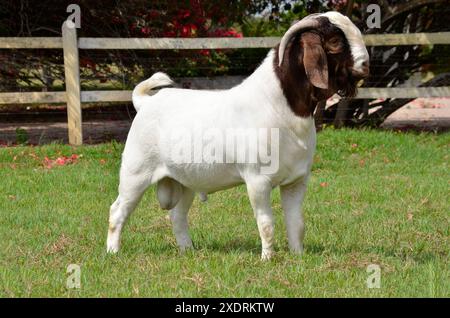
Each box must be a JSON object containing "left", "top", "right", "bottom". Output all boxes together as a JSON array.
[{"left": 300, "top": 32, "right": 328, "bottom": 89}]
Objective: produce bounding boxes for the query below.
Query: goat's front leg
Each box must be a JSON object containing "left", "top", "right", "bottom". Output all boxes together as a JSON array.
[
  {"left": 280, "top": 178, "right": 309, "bottom": 255},
  {"left": 246, "top": 177, "right": 274, "bottom": 261}
]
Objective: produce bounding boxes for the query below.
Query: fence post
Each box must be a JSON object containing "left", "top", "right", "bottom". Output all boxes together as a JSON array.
[{"left": 62, "top": 21, "right": 82, "bottom": 145}]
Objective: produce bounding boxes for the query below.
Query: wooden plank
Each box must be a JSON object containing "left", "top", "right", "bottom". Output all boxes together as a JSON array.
[
  {"left": 363, "top": 32, "right": 450, "bottom": 46},
  {"left": 355, "top": 86, "right": 450, "bottom": 99},
  {"left": 78, "top": 32, "right": 450, "bottom": 50},
  {"left": 78, "top": 37, "right": 280, "bottom": 50},
  {"left": 0, "top": 92, "right": 66, "bottom": 104},
  {"left": 81, "top": 86, "right": 450, "bottom": 102},
  {"left": 1, "top": 85, "right": 449, "bottom": 105},
  {"left": 1, "top": 32, "right": 449, "bottom": 50},
  {"left": 62, "top": 21, "right": 82, "bottom": 145},
  {"left": 0, "top": 37, "right": 63, "bottom": 49},
  {"left": 81, "top": 90, "right": 133, "bottom": 102}
]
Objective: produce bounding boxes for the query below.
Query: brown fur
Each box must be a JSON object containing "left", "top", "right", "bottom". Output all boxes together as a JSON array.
[{"left": 273, "top": 16, "right": 363, "bottom": 117}]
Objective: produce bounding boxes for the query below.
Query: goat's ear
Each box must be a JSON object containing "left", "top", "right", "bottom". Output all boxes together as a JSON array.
[{"left": 300, "top": 33, "right": 328, "bottom": 89}]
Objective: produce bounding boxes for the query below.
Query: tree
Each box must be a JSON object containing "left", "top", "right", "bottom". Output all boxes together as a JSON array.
[{"left": 0, "top": 0, "right": 250, "bottom": 91}]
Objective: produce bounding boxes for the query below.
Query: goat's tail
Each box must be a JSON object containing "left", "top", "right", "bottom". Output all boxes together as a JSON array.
[{"left": 132, "top": 72, "right": 174, "bottom": 112}]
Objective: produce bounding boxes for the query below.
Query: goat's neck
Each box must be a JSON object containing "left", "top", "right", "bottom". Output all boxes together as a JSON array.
[
  {"left": 238, "top": 50, "right": 285, "bottom": 107},
  {"left": 237, "top": 49, "right": 316, "bottom": 135}
]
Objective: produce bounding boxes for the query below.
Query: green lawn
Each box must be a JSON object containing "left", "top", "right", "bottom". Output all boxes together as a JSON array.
[{"left": 0, "top": 128, "right": 449, "bottom": 297}]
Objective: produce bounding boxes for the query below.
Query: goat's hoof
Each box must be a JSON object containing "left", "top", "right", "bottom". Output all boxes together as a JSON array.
[
  {"left": 261, "top": 249, "right": 274, "bottom": 261},
  {"left": 179, "top": 242, "right": 194, "bottom": 253},
  {"left": 106, "top": 246, "right": 119, "bottom": 254},
  {"left": 106, "top": 242, "right": 119, "bottom": 254},
  {"left": 289, "top": 245, "right": 304, "bottom": 256},
  {"left": 198, "top": 192, "right": 208, "bottom": 202}
]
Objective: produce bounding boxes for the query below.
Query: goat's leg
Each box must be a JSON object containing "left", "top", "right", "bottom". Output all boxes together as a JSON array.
[
  {"left": 280, "top": 178, "right": 308, "bottom": 255},
  {"left": 107, "top": 173, "right": 151, "bottom": 253},
  {"left": 170, "top": 186, "right": 195, "bottom": 251},
  {"left": 246, "top": 177, "right": 275, "bottom": 260}
]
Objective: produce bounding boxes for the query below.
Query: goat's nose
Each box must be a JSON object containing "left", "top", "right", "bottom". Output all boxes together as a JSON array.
[
  {"left": 353, "top": 60, "right": 370, "bottom": 79},
  {"left": 361, "top": 61, "right": 369, "bottom": 74}
]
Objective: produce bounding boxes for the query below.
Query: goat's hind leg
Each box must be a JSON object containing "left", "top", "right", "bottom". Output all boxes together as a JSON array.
[
  {"left": 107, "top": 173, "right": 151, "bottom": 253},
  {"left": 156, "top": 177, "right": 195, "bottom": 251},
  {"left": 169, "top": 186, "right": 195, "bottom": 251}
]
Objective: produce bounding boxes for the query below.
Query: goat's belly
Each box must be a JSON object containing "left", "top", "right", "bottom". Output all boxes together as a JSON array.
[
  {"left": 273, "top": 145, "right": 316, "bottom": 186},
  {"left": 277, "top": 162, "right": 312, "bottom": 186},
  {"left": 166, "top": 163, "right": 244, "bottom": 193}
]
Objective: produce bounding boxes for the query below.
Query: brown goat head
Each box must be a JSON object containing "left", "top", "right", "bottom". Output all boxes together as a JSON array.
[{"left": 274, "top": 13, "right": 370, "bottom": 117}]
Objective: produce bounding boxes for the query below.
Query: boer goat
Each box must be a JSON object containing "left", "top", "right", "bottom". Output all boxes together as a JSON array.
[{"left": 107, "top": 11, "right": 369, "bottom": 260}]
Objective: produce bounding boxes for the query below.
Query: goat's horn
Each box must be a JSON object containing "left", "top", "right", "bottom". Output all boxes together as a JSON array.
[{"left": 278, "top": 16, "right": 320, "bottom": 66}]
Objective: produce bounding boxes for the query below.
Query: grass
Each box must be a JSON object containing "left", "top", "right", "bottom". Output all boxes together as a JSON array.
[{"left": 0, "top": 128, "right": 449, "bottom": 297}]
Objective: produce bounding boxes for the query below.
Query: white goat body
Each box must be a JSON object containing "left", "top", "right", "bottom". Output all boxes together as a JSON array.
[
  {"left": 107, "top": 11, "right": 369, "bottom": 260},
  {"left": 108, "top": 51, "right": 315, "bottom": 260},
  {"left": 128, "top": 51, "right": 315, "bottom": 193}
]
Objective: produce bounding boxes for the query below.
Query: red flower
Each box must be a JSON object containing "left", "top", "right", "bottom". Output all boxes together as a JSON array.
[
  {"left": 55, "top": 157, "right": 66, "bottom": 166},
  {"left": 111, "top": 16, "right": 121, "bottom": 24},
  {"left": 43, "top": 154, "right": 80, "bottom": 169},
  {"left": 148, "top": 9, "right": 159, "bottom": 19},
  {"left": 141, "top": 27, "right": 151, "bottom": 36},
  {"left": 178, "top": 9, "right": 191, "bottom": 19},
  {"left": 181, "top": 25, "right": 191, "bottom": 37},
  {"left": 195, "top": 17, "right": 206, "bottom": 26},
  {"left": 163, "top": 30, "right": 176, "bottom": 37},
  {"left": 208, "top": 28, "right": 242, "bottom": 38},
  {"left": 189, "top": 24, "right": 198, "bottom": 33},
  {"left": 80, "top": 58, "right": 95, "bottom": 69}
]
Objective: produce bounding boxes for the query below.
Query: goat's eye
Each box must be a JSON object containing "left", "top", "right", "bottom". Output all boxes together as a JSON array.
[
  {"left": 327, "top": 37, "right": 343, "bottom": 53},
  {"left": 330, "top": 37, "right": 339, "bottom": 44}
]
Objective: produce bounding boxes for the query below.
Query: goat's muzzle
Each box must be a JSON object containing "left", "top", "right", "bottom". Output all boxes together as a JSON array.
[{"left": 351, "top": 60, "right": 369, "bottom": 80}]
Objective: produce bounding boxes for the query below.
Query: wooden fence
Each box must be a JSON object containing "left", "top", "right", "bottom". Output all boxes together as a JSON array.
[{"left": 1, "top": 22, "right": 449, "bottom": 144}]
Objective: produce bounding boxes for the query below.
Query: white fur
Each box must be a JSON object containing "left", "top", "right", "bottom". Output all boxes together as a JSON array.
[
  {"left": 320, "top": 12, "right": 369, "bottom": 73},
  {"left": 106, "top": 12, "right": 368, "bottom": 260},
  {"left": 106, "top": 50, "right": 315, "bottom": 260},
  {"left": 132, "top": 72, "right": 174, "bottom": 112}
]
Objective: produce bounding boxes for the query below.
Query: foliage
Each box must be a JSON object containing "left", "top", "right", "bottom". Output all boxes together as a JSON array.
[
  {"left": 15, "top": 128, "right": 28, "bottom": 145},
  {"left": 0, "top": 0, "right": 249, "bottom": 90}
]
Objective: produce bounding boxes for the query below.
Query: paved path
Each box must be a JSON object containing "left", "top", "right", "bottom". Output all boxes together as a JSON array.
[{"left": 382, "top": 98, "right": 450, "bottom": 131}]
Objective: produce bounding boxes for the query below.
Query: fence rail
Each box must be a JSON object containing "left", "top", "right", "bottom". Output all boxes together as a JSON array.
[
  {"left": 2, "top": 31, "right": 450, "bottom": 49},
  {"left": 1, "top": 27, "right": 450, "bottom": 145}
]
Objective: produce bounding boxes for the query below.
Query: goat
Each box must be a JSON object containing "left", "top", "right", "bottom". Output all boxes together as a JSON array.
[{"left": 106, "top": 11, "right": 369, "bottom": 260}]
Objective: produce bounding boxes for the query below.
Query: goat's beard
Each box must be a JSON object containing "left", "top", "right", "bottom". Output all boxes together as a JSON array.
[{"left": 335, "top": 67, "right": 358, "bottom": 98}]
